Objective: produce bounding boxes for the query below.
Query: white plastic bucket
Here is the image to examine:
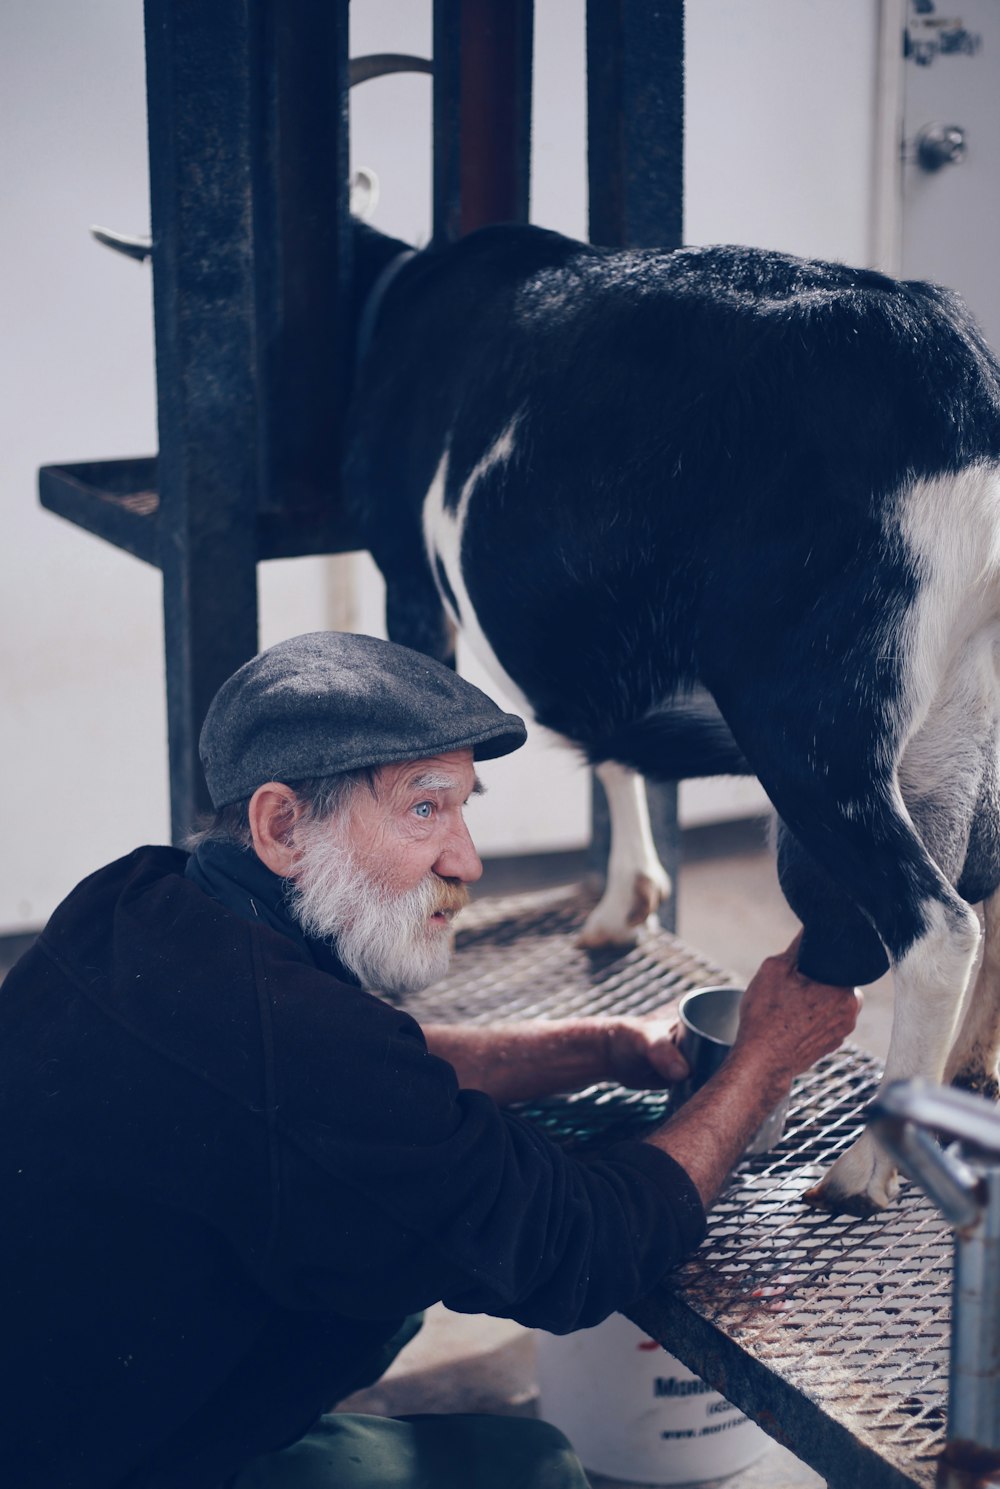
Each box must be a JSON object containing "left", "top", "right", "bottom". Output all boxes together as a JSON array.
[{"left": 535, "top": 1313, "right": 769, "bottom": 1485}]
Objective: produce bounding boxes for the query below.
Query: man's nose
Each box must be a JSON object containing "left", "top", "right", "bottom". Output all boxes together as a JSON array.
[{"left": 435, "top": 818, "right": 483, "bottom": 884}]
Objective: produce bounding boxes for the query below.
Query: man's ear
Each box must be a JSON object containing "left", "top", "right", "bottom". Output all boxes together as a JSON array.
[{"left": 248, "top": 783, "right": 302, "bottom": 878}]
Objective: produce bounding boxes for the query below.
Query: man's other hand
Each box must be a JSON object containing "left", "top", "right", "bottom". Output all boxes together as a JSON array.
[{"left": 604, "top": 1017, "right": 690, "bottom": 1089}]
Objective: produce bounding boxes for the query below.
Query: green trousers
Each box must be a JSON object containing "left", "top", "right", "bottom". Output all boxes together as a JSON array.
[
  {"left": 226, "top": 1317, "right": 589, "bottom": 1488},
  {"left": 229, "top": 1411, "right": 589, "bottom": 1489}
]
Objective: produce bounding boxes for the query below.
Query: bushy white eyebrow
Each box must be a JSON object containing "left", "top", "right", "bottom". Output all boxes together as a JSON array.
[{"left": 406, "top": 770, "right": 486, "bottom": 796}]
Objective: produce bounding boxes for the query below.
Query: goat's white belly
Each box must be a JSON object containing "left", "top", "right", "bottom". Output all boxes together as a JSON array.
[
  {"left": 421, "top": 433, "right": 535, "bottom": 718},
  {"left": 419, "top": 435, "right": 673, "bottom": 953},
  {"left": 898, "top": 466, "right": 1000, "bottom": 728}
]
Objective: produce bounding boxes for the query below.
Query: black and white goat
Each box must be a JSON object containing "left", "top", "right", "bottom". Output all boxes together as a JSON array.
[{"left": 344, "top": 219, "right": 1000, "bottom": 1216}]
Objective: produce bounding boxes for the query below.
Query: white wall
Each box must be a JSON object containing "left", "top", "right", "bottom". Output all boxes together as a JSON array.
[
  {"left": 900, "top": 0, "right": 1000, "bottom": 350},
  {"left": 686, "top": 0, "right": 880, "bottom": 262},
  {"left": 1, "top": 2, "right": 162, "bottom": 934},
  {"left": 0, "top": 0, "right": 882, "bottom": 932}
]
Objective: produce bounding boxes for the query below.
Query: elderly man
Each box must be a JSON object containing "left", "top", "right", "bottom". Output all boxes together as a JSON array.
[{"left": 1, "top": 631, "right": 859, "bottom": 1489}]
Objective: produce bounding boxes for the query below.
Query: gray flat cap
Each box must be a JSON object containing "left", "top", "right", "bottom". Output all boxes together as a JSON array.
[{"left": 200, "top": 631, "right": 527, "bottom": 808}]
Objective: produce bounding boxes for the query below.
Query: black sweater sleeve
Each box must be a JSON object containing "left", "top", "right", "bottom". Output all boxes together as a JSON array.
[
  {"left": 262, "top": 959, "right": 706, "bottom": 1331},
  {"left": 435, "top": 1117, "right": 706, "bottom": 1330}
]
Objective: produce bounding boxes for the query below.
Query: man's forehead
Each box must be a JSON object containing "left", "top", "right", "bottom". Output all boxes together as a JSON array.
[{"left": 380, "top": 750, "right": 482, "bottom": 795}]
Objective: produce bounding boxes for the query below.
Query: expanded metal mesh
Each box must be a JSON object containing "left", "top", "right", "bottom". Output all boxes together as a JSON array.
[
  {"left": 408, "top": 883, "right": 952, "bottom": 1488},
  {"left": 415, "top": 881, "right": 729, "bottom": 1024},
  {"left": 670, "top": 1056, "right": 950, "bottom": 1485}
]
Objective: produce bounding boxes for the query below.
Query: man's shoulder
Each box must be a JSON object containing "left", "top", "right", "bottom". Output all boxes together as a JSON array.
[
  {"left": 261, "top": 934, "right": 430, "bottom": 1063},
  {"left": 46, "top": 842, "right": 401, "bottom": 1038},
  {"left": 35, "top": 846, "right": 295, "bottom": 1067},
  {"left": 64, "top": 843, "right": 186, "bottom": 900},
  {"left": 0, "top": 847, "right": 279, "bottom": 1120},
  {"left": 33, "top": 844, "right": 434, "bottom": 1122},
  {"left": 42, "top": 844, "right": 238, "bottom": 966}
]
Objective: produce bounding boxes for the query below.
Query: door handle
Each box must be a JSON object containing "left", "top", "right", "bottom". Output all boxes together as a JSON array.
[{"left": 915, "top": 122, "right": 968, "bottom": 171}]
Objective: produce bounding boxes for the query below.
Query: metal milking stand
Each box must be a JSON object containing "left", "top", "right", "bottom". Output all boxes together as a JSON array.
[
  {"left": 39, "top": 0, "right": 685, "bottom": 896},
  {"left": 869, "top": 1082, "right": 1000, "bottom": 1486},
  {"left": 40, "top": 0, "right": 357, "bottom": 843}
]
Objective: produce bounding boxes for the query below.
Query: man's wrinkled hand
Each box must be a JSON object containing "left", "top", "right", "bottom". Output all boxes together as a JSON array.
[
  {"left": 734, "top": 935, "right": 862, "bottom": 1086},
  {"left": 604, "top": 1016, "right": 690, "bottom": 1089}
]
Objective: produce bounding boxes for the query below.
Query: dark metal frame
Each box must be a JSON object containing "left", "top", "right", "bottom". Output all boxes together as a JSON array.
[
  {"left": 41, "top": 0, "right": 357, "bottom": 837},
  {"left": 38, "top": 0, "right": 682, "bottom": 888}
]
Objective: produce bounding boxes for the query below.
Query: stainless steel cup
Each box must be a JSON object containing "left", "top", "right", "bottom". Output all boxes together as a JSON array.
[{"left": 671, "top": 984, "right": 788, "bottom": 1154}]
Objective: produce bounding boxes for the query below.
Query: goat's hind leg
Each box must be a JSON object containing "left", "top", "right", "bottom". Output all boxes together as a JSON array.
[
  {"left": 941, "top": 733, "right": 1000, "bottom": 1097},
  {"left": 944, "top": 884, "right": 1000, "bottom": 1100},
  {"left": 579, "top": 762, "right": 672, "bottom": 948}
]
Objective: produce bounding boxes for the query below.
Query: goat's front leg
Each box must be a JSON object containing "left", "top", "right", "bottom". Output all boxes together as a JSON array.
[{"left": 579, "top": 762, "right": 672, "bottom": 948}]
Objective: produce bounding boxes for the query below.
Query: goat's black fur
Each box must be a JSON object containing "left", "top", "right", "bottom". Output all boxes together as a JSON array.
[{"left": 345, "top": 221, "right": 1000, "bottom": 990}]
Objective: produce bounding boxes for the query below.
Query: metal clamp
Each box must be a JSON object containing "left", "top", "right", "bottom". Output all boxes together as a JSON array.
[
  {"left": 869, "top": 1081, "right": 997, "bottom": 1227},
  {"left": 869, "top": 1082, "right": 1000, "bottom": 1480}
]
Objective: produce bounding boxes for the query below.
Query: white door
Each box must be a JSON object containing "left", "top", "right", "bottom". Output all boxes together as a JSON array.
[{"left": 900, "top": 0, "right": 1000, "bottom": 351}]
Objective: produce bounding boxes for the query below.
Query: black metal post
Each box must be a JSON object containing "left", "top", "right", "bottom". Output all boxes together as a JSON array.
[
  {"left": 432, "top": 0, "right": 462, "bottom": 244},
  {"left": 251, "top": 0, "right": 351, "bottom": 518},
  {"left": 145, "top": 0, "right": 264, "bottom": 842},
  {"left": 144, "top": 0, "right": 351, "bottom": 842},
  {"left": 587, "top": 0, "right": 685, "bottom": 251},
  {"left": 586, "top": 1, "right": 684, "bottom": 928},
  {"left": 40, "top": 3, "right": 356, "bottom": 571}
]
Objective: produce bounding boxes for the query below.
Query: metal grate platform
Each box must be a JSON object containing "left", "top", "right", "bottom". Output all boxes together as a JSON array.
[{"left": 407, "top": 884, "right": 952, "bottom": 1489}]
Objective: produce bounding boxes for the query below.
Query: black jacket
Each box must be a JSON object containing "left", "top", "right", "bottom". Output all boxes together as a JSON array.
[{"left": 0, "top": 847, "right": 705, "bottom": 1488}]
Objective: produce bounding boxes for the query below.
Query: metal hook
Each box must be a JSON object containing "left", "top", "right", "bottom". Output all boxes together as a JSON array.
[
  {"left": 349, "top": 54, "right": 433, "bottom": 88},
  {"left": 90, "top": 226, "right": 152, "bottom": 263},
  {"left": 868, "top": 1080, "right": 1000, "bottom": 1471}
]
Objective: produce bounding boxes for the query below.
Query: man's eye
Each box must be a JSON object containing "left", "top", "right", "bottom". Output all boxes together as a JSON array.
[{"left": 413, "top": 801, "right": 434, "bottom": 819}]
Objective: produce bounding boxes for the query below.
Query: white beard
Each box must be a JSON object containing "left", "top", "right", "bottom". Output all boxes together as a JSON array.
[{"left": 286, "top": 821, "right": 457, "bottom": 996}]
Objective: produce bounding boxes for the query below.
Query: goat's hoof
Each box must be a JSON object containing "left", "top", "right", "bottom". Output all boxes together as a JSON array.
[
  {"left": 802, "top": 1182, "right": 888, "bottom": 1218},
  {"left": 802, "top": 1136, "right": 899, "bottom": 1216},
  {"left": 951, "top": 1067, "right": 1000, "bottom": 1102},
  {"left": 578, "top": 872, "right": 670, "bottom": 949},
  {"left": 577, "top": 917, "right": 644, "bottom": 951},
  {"left": 627, "top": 871, "right": 670, "bottom": 927}
]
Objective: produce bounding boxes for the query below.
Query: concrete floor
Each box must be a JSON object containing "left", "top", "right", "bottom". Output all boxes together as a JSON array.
[{"left": 338, "top": 820, "right": 897, "bottom": 1488}]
